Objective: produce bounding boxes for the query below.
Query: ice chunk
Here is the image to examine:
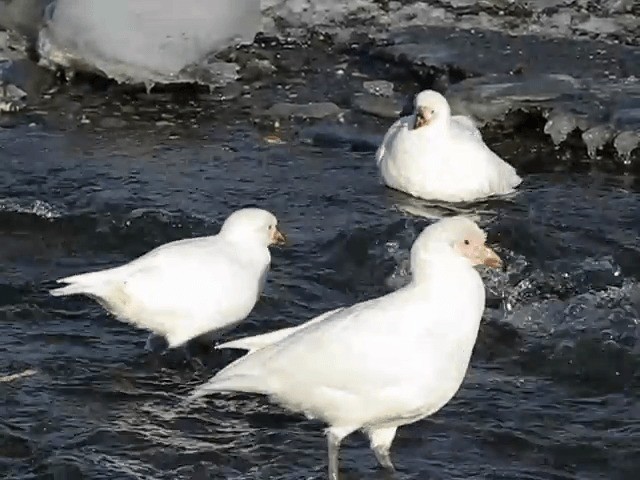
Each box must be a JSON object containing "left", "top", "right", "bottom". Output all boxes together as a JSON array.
[
  {"left": 363, "top": 80, "right": 395, "bottom": 97},
  {"left": 544, "top": 110, "right": 578, "bottom": 145},
  {"left": 0, "top": 0, "right": 51, "bottom": 40},
  {"left": 613, "top": 131, "right": 639, "bottom": 164},
  {"left": 37, "top": 0, "right": 260, "bottom": 86},
  {"left": 581, "top": 125, "right": 613, "bottom": 158}
]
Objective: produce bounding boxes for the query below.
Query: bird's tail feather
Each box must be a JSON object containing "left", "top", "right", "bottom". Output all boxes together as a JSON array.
[
  {"left": 49, "top": 269, "right": 115, "bottom": 297},
  {"left": 216, "top": 326, "right": 299, "bottom": 353},
  {"left": 49, "top": 283, "right": 91, "bottom": 297},
  {"left": 187, "top": 374, "right": 265, "bottom": 403}
]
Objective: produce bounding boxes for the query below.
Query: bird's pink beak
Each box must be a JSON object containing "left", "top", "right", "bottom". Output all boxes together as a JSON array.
[
  {"left": 413, "top": 107, "right": 432, "bottom": 129},
  {"left": 481, "top": 246, "right": 503, "bottom": 269},
  {"left": 270, "top": 227, "right": 287, "bottom": 246}
]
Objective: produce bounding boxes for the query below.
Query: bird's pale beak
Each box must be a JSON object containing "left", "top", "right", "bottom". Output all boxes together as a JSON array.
[
  {"left": 413, "top": 107, "right": 431, "bottom": 129},
  {"left": 271, "top": 227, "right": 287, "bottom": 246},
  {"left": 481, "top": 246, "right": 503, "bottom": 269}
]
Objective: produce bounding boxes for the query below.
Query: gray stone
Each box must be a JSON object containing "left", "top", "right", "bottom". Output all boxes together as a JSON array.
[
  {"left": 352, "top": 93, "right": 402, "bottom": 119},
  {"left": 97, "top": 116, "right": 128, "bottom": 129},
  {"left": 264, "top": 102, "right": 343, "bottom": 119}
]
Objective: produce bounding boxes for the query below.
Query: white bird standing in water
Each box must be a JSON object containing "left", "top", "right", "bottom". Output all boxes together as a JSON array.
[
  {"left": 376, "top": 89, "right": 522, "bottom": 203},
  {"left": 50, "top": 208, "right": 286, "bottom": 350},
  {"left": 189, "top": 216, "right": 503, "bottom": 480}
]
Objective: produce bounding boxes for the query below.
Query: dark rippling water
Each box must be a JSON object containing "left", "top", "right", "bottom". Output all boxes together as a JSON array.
[{"left": 1, "top": 92, "right": 640, "bottom": 480}]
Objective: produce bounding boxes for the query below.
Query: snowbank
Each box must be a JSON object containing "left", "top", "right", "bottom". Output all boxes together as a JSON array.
[{"left": 37, "top": 0, "right": 260, "bottom": 87}]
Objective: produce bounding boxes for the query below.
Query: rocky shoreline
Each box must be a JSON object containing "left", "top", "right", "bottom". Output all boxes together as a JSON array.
[{"left": 1, "top": 0, "right": 638, "bottom": 164}]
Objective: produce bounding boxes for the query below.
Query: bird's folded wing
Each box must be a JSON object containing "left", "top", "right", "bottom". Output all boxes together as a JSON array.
[
  {"left": 375, "top": 117, "right": 408, "bottom": 165},
  {"left": 451, "top": 115, "right": 482, "bottom": 140},
  {"left": 191, "top": 294, "right": 438, "bottom": 400},
  {"left": 217, "top": 307, "right": 345, "bottom": 353},
  {"left": 121, "top": 250, "right": 254, "bottom": 317}
]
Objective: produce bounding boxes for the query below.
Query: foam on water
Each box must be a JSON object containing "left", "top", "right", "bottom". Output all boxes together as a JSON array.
[{"left": 0, "top": 197, "right": 63, "bottom": 218}]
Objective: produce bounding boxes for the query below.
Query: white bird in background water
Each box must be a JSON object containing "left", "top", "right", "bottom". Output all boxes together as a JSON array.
[
  {"left": 50, "top": 208, "right": 286, "bottom": 350},
  {"left": 376, "top": 89, "right": 522, "bottom": 203},
  {"left": 189, "top": 216, "right": 503, "bottom": 480}
]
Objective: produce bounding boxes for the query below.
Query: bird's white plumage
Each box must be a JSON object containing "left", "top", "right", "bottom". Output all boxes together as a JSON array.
[
  {"left": 216, "top": 307, "right": 345, "bottom": 353},
  {"left": 376, "top": 90, "right": 522, "bottom": 203},
  {"left": 190, "top": 216, "right": 497, "bottom": 477},
  {"left": 50, "top": 208, "right": 279, "bottom": 348}
]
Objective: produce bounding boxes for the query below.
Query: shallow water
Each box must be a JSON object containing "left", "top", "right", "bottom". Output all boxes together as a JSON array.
[{"left": 1, "top": 102, "right": 639, "bottom": 480}]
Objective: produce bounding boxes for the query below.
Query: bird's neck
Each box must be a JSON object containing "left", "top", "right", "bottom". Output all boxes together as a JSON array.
[
  {"left": 424, "top": 116, "right": 449, "bottom": 137},
  {"left": 221, "top": 234, "right": 271, "bottom": 267},
  {"left": 409, "top": 258, "right": 486, "bottom": 337},
  {"left": 411, "top": 256, "right": 484, "bottom": 304}
]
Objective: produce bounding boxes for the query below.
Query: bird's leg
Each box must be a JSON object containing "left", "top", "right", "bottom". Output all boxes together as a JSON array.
[
  {"left": 368, "top": 426, "right": 398, "bottom": 472},
  {"left": 182, "top": 343, "right": 205, "bottom": 371},
  {"left": 326, "top": 427, "right": 354, "bottom": 480},
  {"left": 144, "top": 333, "right": 167, "bottom": 353},
  {"left": 327, "top": 431, "right": 341, "bottom": 480},
  {"left": 144, "top": 334, "right": 154, "bottom": 352}
]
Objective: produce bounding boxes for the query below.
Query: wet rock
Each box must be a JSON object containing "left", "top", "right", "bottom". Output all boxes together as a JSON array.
[
  {"left": 539, "top": 11, "right": 575, "bottom": 36},
  {"left": 524, "top": 0, "right": 576, "bottom": 12},
  {"left": 441, "top": 0, "right": 477, "bottom": 8},
  {"left": 363, "top": 79, "right": 395, "bottom": 97},
  {"left": 212, "top": 81, "right": 242, "bottom": 101},
  {"left": 601, "top": 0, "right": 635, "bottom": 14},
  {"left": 264, "top": 101, "right": 342, "bottom": 119},
  {"left": 377, "top": 27, "right": 637, "bottom": 78},
  {"left": 0, "top": 114, "right": 19, "bottom": 127},
  {"left": 446, "top": 73, "right": 582, "bottom": 127},
  {"left": 574, "top": 15, "right": 620, "bottom": 35},
  {"left": 0, "top": 83, "right": 27, "bottom": 113},
  {"left": 242, "top": 58, "right": 276, "bottom": 81},
  {"left": 0, "top": 58, "right": 56, "bottom": 97},
  {"left": 0, "top": 0, "right": 50, "bottom": 41},
  {"left": 352, "top": 93, "right": 402, "bottom": 119},
  {"left": 97, "top": 116, "right": 128, "bottom": 129},
  {"left": 178, "top": 58, "right": 240, "bottom": 90},
  {"left": 373, "top": 26, "right": 639, "bottom": 161}
]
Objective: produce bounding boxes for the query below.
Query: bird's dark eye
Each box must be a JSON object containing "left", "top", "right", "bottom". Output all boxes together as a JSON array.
[{"left": 464, "top": 239, "right": 470, "bottom": 245}]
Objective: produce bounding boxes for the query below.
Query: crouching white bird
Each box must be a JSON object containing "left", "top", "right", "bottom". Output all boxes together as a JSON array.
[
  {"left": 189, "top": 216, "right": 503, "bottom": 479},
  {"left": 50, "top": 208, "right": 286, "bottom": 350},
  {"left": 376, "top": 89, "right": 522, "bottom": 203}
]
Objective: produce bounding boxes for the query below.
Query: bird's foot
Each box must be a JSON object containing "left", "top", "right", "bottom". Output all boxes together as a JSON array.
[
  {"left": 182, "top": 344, "right": 205, "bottom": 371},
  {"left": 373, "top": 446, "right": 395, "bottom": 472},
  {"left": 144, "top": 333, "right": 168, "bottom": 353}
]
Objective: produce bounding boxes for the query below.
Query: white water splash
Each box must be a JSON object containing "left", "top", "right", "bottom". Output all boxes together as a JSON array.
[
  {"left": 0, "top": 368, "right": 37, "bottom": 383},
  {"left": 0, "top": 198, "right": 64, "bottom": 218}
]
